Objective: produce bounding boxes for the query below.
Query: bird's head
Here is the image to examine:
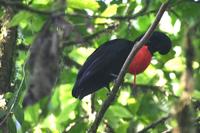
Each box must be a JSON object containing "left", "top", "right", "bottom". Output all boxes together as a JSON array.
[
  {"left": 128, "top": 31, "right": 172, "bottom": 76},
  {"left": 147, "top": 31, "right": 172, "bottom": 55}
]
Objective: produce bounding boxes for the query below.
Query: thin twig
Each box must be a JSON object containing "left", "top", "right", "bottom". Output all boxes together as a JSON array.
[
  {"left": 88, "top": 1, "right": 171, "bottom": 133},
  {"left": 62, "top": 24, "right": 118, "bottom": 46},
  {"left": 63, "top": 56, "right": 82, "bottom": 69},
  {"left": 137, "top": 114, "right": 171, "bottom": 133},
  {"left": 161, "top": 116, "right": 200, "bottom": 133},
  {"left": 63, "top": 0, "right": 151, "bottom": 47},
  {"left": 123, "top": 82, "right": 164, "bottom": 92},
  {"left": 68, "top": 10, "right": 155, "bottom": 20}
]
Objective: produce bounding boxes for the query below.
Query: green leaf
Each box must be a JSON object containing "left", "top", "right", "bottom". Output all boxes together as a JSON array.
[
  {"left": 9, "top": 11, "right": 32, "bottom": 27},
  {"left": 116, "top": 121, "right": 129, "bottom": 133},
  {"left": 69, "top": 47, "right": 95, "bottom": 65},
  {"left": 164, "top": 57, "right": 185, "bottom": 72},
  {"left": 28, "top": 16, "right": 45, "bottom": 32},
  {"left": 108, "top": 105, "right": 133, "bottom": 118},
  {"left": 67, "top": 120, "right": 87, "bottom": 133},
  {"left": 137, "top": 16, "right": 151, "bottom": 32},
  {"left": 49, "top": 88, "right": 61, "bottom": 112},
  {"left": 56, "top": 85, "right": 78, "bottom": 123},
  {"left": 68, "top": 0, "right": 100, "bottom": 11},
  {"left": 192, "top": 90, "right": 200, "bottom": 100},
  {"left": 105, "top": 109, "right": 120, "bottom": 129},
  {"left": 95, "top": 4, "right": 118, "bottom": 24},
  {"left": 4, "top": 92, "right": 13, "bottom": 99},
  {"left": 127, "top": 97, "right": 141, "bottom": 115},
  {"left": 105, "top": 104, "right": 132, "bottom": 129},
  {"left": 14, "top": 105, "right": 24, "bottom": 125},
  {"left": 0, "top": 8, "right": 4, "bottom": 18},
  {"left": 0, "top": 110, "right": 6, "bottom": 119},
  {"left": 7, "top": 117, "right": 17, "bottom": 133},
  {"left": 137, "top": 93, "right": 162, "bottom": 121},
  {"left": 24, "top": 104, "right": 40, "bottom": 124},
  {"left": 160, "top": 0, "right": 168, "bottom": 3},
  {"left": 102, "top": 4, "right": 117, "bottom": 15},
  {"left": 116, "top": 22, "right": 128, "bottom": 38},
  {"left": 32, "top": 0, "right": 51, "bottom": 5},
  {"left": 56, "top": 101, "right": 77, "bottom": 123},
  {"left": 117, "top": 4, "right": 127, "bottom": 16}
]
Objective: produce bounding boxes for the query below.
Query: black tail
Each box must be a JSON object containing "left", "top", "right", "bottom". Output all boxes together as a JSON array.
[{"left": 72, "top": 85, "right": 80, "bottom": 98}]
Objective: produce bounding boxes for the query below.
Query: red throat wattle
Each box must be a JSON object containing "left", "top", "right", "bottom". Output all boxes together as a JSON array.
[{"left": 128, "top": 45, "right": 152, "bottom": 86}]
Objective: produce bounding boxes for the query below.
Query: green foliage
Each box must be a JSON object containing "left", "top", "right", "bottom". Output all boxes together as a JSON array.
[
  {"left": 7, "top": 117, "right": 17, "bottom": 133},
  {"left": 1, "top": 0, "right": 200, "bottom": 132},
  {"left": 68, "top": 0, "right": 100, "bottom": 11}
]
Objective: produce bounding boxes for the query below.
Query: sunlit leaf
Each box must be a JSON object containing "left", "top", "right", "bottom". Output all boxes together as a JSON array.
[
  {"left": 95, "top": 4, "right": 118, "bottom": 24},
  {"left": 164, "top": 57, "right": 185, "bottom": 71},
  {"left": 68, "top": 0, "right": 100, "bottom": 11},
  {"left": 32, "top": 0, "right": 52, "bottom": 5},
  {"left": 9, "top": 11, "right": 32, "bottom": 27},
  {"left": 69, "top": 47, "right": 95, "bottom": 65},
  {"left": 24, "top": 104, "right": 40, "bottom": 124}
]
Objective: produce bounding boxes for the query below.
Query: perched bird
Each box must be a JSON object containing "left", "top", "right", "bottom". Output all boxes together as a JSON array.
[{"left": 72, "top": 31, "right": 172, "bottom": 99}]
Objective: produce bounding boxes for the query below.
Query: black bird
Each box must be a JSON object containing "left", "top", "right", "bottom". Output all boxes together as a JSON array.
[{"left": 72, "top": 31, "right": 172, "bottom": 99}]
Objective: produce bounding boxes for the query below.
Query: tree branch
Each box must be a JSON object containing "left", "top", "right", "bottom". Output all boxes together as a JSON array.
[
  {"left": 123, "top": 82, "right": 165, "bottom": 93},
  {"left": 137, "top": 114, "right": 171, "bottom": 133},
  {"left": 62, "top": 24, "right": 118, "bottom": 47},
  {"left": 63, "top": 56, "right": 82, "bottom": 69},
  {"left": 162, "top": 116, "right": 200, "bottom": 133},
  {"left": 88, "top": 1, "right": 171, "bottom": 133},
  {"left": 68, "top": 0, "right": 152, "bottom": 21},
  {"left": 0, "top": 0, "right": 154, "bottom": 20},
  {"left": 67, "top": 10, "right": 155, "bottom": 20},
  {"left": 16, "top": 24, "right": 117, "bottom": 51},
  {"left": 172, "top": 18, "right": 198, "bottom": 133}
]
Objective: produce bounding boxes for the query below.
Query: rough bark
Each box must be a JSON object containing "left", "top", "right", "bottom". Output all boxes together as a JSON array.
[
  {"left": 0, "top": 7, "right": 17, "bottom": 133},
  {"left": 0, "top": 8, "right": 17, "bottom": 94}
]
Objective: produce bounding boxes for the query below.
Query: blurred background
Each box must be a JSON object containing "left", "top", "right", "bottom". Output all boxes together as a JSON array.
[{"left": 0, "top": 0, "right": 200, "bottom": 132}]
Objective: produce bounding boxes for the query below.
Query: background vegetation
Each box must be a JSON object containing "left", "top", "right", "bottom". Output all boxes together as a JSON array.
[{"left": 0, "top": 0, "right": 200, "bottom": 132}]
